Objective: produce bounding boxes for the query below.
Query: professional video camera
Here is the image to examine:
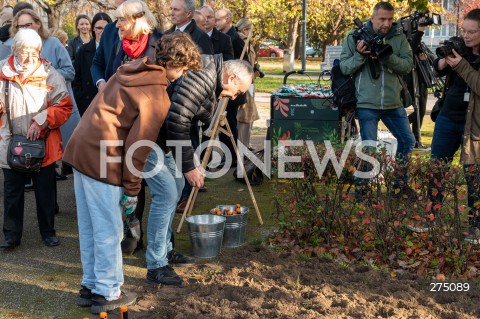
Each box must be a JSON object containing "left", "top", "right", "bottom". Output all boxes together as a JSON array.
[
  {"left": 400, "top": 11, "right": 441, "bottom": 40},
  {"left": 436, "top": 36, "right": 468, "bottom": 58},
  {"left": 352, "top": 18, "right": 393, "bottom": 59}
]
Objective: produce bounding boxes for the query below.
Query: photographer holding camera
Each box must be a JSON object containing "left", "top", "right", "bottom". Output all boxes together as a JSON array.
[
  {"left": 340, "top": 1, "right": 415, "bottom": 197},
  {"left": 428, "top": 9, "right": 480, "bottom": 242}
]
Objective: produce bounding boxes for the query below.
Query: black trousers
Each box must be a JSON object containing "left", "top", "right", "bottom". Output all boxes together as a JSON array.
[
  {"left": 3, "top": 163, "right": 56, "bottom": 241},
  {"left": 406, "top": 76, "right": 428, "bottom": 143},
  {"left": 219, "top": 104, "right": 238, "bottom": 161}
]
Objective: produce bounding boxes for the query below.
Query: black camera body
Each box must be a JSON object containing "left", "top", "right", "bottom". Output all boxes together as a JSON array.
[
  {"left": 436, "top": 36, "right": 467, "bottom": 58},
  {"left": 400, "top": 11, "right": 441, "bottom": 41},
  {"left": 352, "top": 18, "right": 393, "bottom": 59},
  {"left": 412, "top": 11, "right": 441, "bottom": 27}
]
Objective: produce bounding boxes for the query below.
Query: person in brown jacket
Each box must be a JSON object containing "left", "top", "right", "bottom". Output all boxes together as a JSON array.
[
  {"left": 63, "top": 33, "right": 202, "bottom": 314},
  {"left": 427, "top": 9, "right": 480, "bottom": 244}
]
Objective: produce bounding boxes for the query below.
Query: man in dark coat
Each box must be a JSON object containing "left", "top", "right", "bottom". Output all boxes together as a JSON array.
[
  {"left": 214, "top": 8, "right": 250, "bottom": 165},
  {"left": 90, "top": 0, "right": 127, "bottom": 90},
  {"left": 166, "top": 0, "right": 213, "bottom": 55},
  {"left": 168, "top": 0, "right": 213, "bottom": 213},
  {"left": 200, "top": 5, "right": 234, "bottom": 61}
]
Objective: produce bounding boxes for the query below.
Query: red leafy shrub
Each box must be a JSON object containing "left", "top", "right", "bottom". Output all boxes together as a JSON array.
[{"left": 272, "top": 142, "right": 480, "bottom": 279}]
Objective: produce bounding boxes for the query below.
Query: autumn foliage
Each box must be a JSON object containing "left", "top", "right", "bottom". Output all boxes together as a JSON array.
[{"left": 272, "top": 142, "right": 480, "bottom": 279}]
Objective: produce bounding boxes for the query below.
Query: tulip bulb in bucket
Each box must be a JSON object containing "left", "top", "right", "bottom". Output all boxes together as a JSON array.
[{"left": 211, "top": 205, "right": 249, "bottom": 248}]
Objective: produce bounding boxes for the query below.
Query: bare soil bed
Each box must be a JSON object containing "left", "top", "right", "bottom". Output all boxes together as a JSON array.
[{"left": 121, "top": 244, "right": 479, "bottom": 319}]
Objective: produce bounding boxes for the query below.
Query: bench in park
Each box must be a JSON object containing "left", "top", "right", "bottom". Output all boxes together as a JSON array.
[{"left": 320, "top": 46, "right": 342, "bottom": 71}]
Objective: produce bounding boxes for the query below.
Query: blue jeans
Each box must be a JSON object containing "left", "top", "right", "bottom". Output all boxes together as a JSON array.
[
  {"left": 356, "top": 107, "right": 415, "bottom": 187},
  {"left": 181, "top": 123, "right": 200, "bottom": 199},
  {"left": 73, "top": 170, "right": 123, "bottom": 300},
  {"left": 430, "top": 114, "right": 479, "bottom": 222},
  {"left": 144, "top": 149, "right": 185, "bottom": 269},
  {"left": 431, "top": 114, "right": 464, "bottom": 162}
]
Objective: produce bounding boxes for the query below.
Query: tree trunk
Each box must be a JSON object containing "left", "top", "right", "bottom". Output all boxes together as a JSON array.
[
  {"left": 286, "top": 15, "right": 300, "bottom": 57},
  {"left": 48, "top": 12, "right": 60, "bottom": 30}
]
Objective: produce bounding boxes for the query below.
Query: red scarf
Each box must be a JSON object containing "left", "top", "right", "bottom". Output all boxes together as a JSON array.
[{"left": 122, "top": 33, "right": 149, "bottom": 59}]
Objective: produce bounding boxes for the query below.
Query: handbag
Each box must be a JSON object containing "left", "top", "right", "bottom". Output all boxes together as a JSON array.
[
  {"left": 4, "top": 80, "right": 47, "bottom": 173},
  {"left": 397, "top": 75, "right": 412, "bottom": 108},
  {"left": 430, "top": 72, "right": 452, "bottom": 122},
  {"left": 233, "top": 150, "right": 265, "bottom": 186},
  {"left": 430, "top": 96, "right": 444, "bottom": 122}
]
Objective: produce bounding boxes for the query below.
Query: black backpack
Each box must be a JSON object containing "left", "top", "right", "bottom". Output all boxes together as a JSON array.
[{"left": 330, "top": 59, "right": 357, "bottom": 115}]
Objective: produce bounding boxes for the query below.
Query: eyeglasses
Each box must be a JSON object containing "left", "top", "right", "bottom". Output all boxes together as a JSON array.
[
  {"left": 17, "top": 50, "right": 39, "bottom": 59},
  {"left": 460, "top": 29, "right": 480, "bottom": 36},
  {"left": 17, "top": 22, "right": 33, "bottom": 29},
  {"left": 94, "top": 26, "right": 104, "bottom": 31}
]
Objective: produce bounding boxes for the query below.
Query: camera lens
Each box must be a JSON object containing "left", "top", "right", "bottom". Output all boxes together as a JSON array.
[{"left": 435, "top": 46, "right": 450, "bottom": 59}]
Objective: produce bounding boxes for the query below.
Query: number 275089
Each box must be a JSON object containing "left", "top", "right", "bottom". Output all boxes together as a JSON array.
[{"left": 429, "top": 283, "right": 470, "bottom": 292}]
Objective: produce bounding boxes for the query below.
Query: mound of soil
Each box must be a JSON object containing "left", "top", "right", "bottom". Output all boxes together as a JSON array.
[{"left": 121, "top": 245, "right": 479, "bottom": 319}]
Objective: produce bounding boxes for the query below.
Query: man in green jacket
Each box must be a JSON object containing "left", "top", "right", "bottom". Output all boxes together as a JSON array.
[{"left": 340, "top": 1, "right": 415, "bottom": 196}]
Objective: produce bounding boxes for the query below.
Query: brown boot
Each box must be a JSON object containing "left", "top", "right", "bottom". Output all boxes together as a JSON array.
[{"left": 175, "top": 197, "right": 188, "bottom": 214}]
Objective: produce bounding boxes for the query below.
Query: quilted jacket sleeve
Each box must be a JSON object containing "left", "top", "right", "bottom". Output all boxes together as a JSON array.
[{"left": 166, "top": 56, "right": 217, "bottom": 172}]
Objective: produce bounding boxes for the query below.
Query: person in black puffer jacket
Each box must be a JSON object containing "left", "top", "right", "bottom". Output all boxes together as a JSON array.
[
  {"left": 144, "top": 55, "right": 253, "bottom": 286},
  {"left": 143, "top": 53, "right": 218, "bottom": 285}
]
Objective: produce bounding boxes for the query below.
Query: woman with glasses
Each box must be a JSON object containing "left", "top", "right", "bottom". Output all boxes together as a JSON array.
[
  {"left": 10, "top": 9, "right": 81, "bottom": 196},
  {"left": 426, "top": 9, "right": 480, "bottom": 244},
  {"left": 73, "top": 12, "right": 112, "bottom": 116},
  {"left": 67, "top": 14, "right": 92, "bottom": 64},
  {"left": 0, "top": 29, "right": 72, "bottom": 249},
  {"left": 106, "top": 0, "right": 162, "bottom": 256}
]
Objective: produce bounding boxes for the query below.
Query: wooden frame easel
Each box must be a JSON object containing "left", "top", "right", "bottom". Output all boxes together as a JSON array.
[
  {"left": 176, "top": 97, "right": 264, "bottom": 232},
  {"left": 176, "top": 28, "right": 263, "bottom": 232}
]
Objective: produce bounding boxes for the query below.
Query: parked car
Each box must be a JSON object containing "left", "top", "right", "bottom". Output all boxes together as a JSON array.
[
  {"left": 257, "top": 43, "right": 284, "bottom": 58},
  {"left": 306, "top": 46, "right": 317, "bottom": 57}
]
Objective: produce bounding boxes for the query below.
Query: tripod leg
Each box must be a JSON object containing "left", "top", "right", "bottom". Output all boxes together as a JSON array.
[
  {"left": 224, "top": 120, "right": 264, "bottom": 225},
  {"left": 412, "top": 59, "right": 423, "bottom": 146}
]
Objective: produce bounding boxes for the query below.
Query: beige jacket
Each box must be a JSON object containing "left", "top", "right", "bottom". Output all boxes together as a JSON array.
[
  {"left": 453, "top": 59, "right": 480, "bottom": 164},
  {"left": 237, "top": 33, "right": 259, "bottom": 124},
  {"left": 0, "top": 56, "right": 72, "bottom": 168}
]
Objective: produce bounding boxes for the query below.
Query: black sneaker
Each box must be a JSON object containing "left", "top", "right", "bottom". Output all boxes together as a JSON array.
[
  {"left": 76, "top": 286, "right": 93, "bottom": 307},
  {"left": 146, "top": 265, "right": 183, "bottom": 286},
  {"left": 167, "top": 250, "right": 195, "bottom": 267},
  {"left": 465, "top": 227, "right": 480, "bottom": 245},
  {"left": 407, "top": 221, "right": 435, "bottom": 233},
  {"left": 24, "top": 180, "right": 34, "bottom": 192},
  {"left": 90, "top": 291, "right": 137, "bottom": 314}
]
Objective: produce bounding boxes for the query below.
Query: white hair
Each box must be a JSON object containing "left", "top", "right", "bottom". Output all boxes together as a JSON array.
[
  {"left": 12, "top": 28, "right": 42, "bottom": 53},
  {"left": 224, "top": 60, "right": 253, "bottom": 84},
  {"left": 115, "top": 0, "right": 157, "bottom": 38}
]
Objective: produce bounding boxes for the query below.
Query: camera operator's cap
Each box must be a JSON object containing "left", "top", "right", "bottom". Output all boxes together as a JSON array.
[{"left": 236, "top": 18, "right": 253, "bottom": 32}]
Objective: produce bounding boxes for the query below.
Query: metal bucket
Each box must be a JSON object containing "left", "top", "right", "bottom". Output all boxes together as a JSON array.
[
  {"left": 212, "top": 205, "right": 249, "bottom": 248},
  {"left": 186, "top": 215, "right": 226, "bottom": 258}
]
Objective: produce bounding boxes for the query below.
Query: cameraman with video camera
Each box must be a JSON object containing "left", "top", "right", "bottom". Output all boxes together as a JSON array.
[
  {"left": 427, "top": 9, "right": 480, "bottom": 243},
  {"left": 404, "top": 17, "right": 431, "bottom": 149},
  {"left": 340, "top": 1, "right": 415, "bottom": 198}
]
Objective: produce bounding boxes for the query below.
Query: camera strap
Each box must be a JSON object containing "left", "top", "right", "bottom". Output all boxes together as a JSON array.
[
  {"left": 441, "top": 71, "right": 452, "bottom": 99},
  {"left": 368, "top": 57, "right": 381, "bottom": 79}
]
